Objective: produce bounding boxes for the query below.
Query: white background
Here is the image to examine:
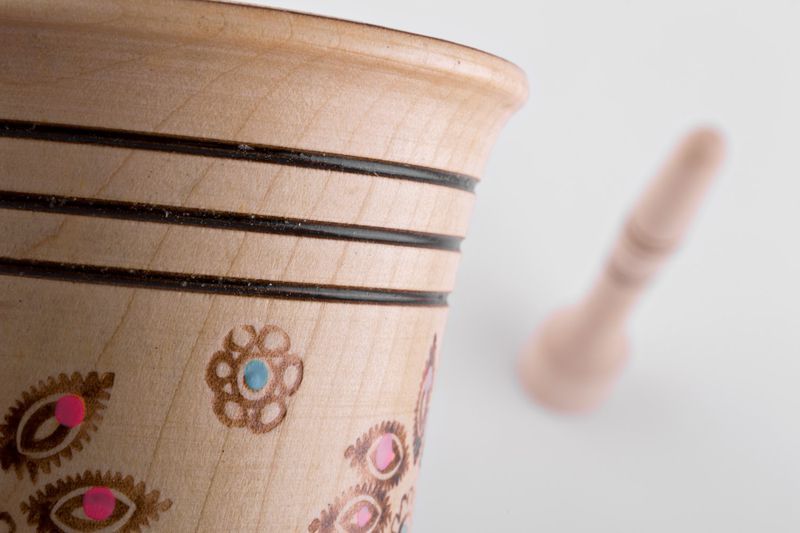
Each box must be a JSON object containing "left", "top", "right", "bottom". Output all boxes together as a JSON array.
[{"left": 249, "top": 2, "right": 799, "bottom": 531}]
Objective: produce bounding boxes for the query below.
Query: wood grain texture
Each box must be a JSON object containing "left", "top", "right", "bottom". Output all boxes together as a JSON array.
[
  {"left": 0, "top": 138, "right": 476, "bottom": 237},
  {"left": 0, "top": 1, "right": 526, "bottom": 531},
  {"left": 0, "top": 0, "right": 526, "bottom": 176},
  {"left": 0, "top": 210, "right": 460, "bottom": 291},
  {"left": 0, "top": 278, "right": 445, "bottom": 531}
]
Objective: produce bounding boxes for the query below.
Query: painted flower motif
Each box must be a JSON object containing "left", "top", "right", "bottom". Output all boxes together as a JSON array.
[
  {"left": 20, "top": 470, "right": 171, "bottom": 532},
  {"left": 0, "top": 372, "right": 115, "bottom": 482},
  {"left": 390, "top": 490, "right": 414, "bottom": 533},
  {"left": 345, "top": 421, "right": 409, "bottom": 490},
  {"left": 206, "top": 324, "right": 303, "bottom": 434},
  {"left": 413, "top": 336, "right": 437, "bottom": 463},
  {"left": 308, "top": 484, "right": 390, "bottom": 533},
  {"left": 309, "top": 335, "right": 438, "bottom": 531}
]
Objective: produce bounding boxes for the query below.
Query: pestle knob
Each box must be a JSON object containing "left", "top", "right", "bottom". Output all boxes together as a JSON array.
[{"left": 518, "top": 128, "right": 726, "bottom": 413}]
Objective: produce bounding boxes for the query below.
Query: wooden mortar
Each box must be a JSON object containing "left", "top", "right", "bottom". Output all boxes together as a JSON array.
[{"left": 0, "top": 1, "right": 527, "bottom": 531}]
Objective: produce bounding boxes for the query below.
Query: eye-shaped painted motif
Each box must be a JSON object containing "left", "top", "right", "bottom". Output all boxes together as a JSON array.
[
  {"left": 206, "top": 324, "right": 303, "bottom": 434},
  {"left": 390, "top": 490, "right": 414, "bottom": 533},
  {"left": 0, "top": 372, "right": 114, "bottom": 482},
  {"left": 344, "top": 421, "right": 409, "bottom": 489},
  {"left": 413, "top": 336, "right": 437, "bottom": 463},
  {"left": 20, "top": 470, "right": 172, "bottom": 532},
  {"left": 0, "top": 511, "right": 17, "bottom": 533},
  {"left": 308, "top": 484, "right": 390, "bottom": 533}
]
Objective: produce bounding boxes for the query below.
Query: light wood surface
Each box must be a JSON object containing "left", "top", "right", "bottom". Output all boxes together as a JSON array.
[
  {"left": 0, "top": 278, "right": 446, "bottom": 531},
  {"left": 0, "top": 1, "right": 526, "bottom": 531},
  {"left": 0, "top": 139, "right": 476, "bottom": 237},
  {"left": 0, "top": 210, "right": 460, "bottom": 292},
  {"left": 0, "top": 0, "right": 526, "bottom": 176}
]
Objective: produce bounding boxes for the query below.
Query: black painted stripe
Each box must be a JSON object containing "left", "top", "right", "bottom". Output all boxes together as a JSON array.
[
  {"left": 0, "top": 258, "right": 448, "bottom": 306},
  {"left": 0, "top": 120, "right": 478, "bottom": 192},
  {"left": 0, "top": 191, "right": 462, "bottom": 252}
]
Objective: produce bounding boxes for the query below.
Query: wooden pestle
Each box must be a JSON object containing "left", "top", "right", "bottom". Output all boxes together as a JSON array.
[{"left": 519, "top": 128, "right": 726, "bottom": 413}]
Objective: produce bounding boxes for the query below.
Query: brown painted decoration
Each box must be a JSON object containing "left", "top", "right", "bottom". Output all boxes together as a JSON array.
[
  {"left": 0, "top": 0, "right": 526, "bottom": 528},
  {"left": 390, "top": 490, "right": 414, "bottom": 533},
  {"left": 0, "top": 511, "right": 16, "bottom": 533},
  {"left": 345, "top": 421, "right": 409, "bottom": 490},
  {"left": 413, "top": 337, "right": 438, "bottom": 463},
  {"left": 20, "top": 470, "right": 172, "bottom": 532},
  {"left": 0, "top": 372, "right": 114, "bottom": 482},
  {"left": 206, "top": 324, "right": 303, "bottom": 434},
  {"left": 313, "top": 420, "right": 413, "bottom": 532},
  {"left": 308, "top": 484, "right": 390, "bottom": 533}
]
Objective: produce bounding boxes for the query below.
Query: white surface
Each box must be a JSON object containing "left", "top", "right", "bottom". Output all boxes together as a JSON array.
[{"left": 251, "top": 1, "right": 799, "bottom": 531}]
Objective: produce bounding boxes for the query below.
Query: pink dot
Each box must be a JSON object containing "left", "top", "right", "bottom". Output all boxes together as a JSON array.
[
  {"left": 54, "top": 394, "right": 85, "bottom": 428},
  {"left": 374, "top": 434, "right": 396, "bottom": 471},
  {"left": 83, "top": 486, "right": 116, "bottom": 521},
  {"left": 356, "top": 505, "right": 372, "bottom": 527}
]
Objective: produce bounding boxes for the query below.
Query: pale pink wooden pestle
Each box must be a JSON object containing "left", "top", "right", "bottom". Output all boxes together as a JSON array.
[{"left": 518, "top": 128, "right": 726, "bottom": 413}]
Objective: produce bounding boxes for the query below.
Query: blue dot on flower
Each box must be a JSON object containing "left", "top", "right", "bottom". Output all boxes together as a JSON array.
[{"left": 244, "top": 359, "right": 269, "bottom": 391}]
